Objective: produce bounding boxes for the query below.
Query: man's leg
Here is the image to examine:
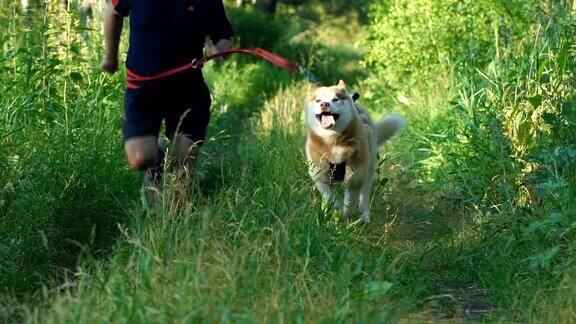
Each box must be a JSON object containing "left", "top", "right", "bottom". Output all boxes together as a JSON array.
[
  {"left": 159, "top": 134, "right": 198, "bottom": 206},
  {"left": 165, "top": 77, "right": 211, "bottom": 181},
  {"left": 161, "top": 72, "right": 211, "bottom": 203},
  {"left": 172, "top": 134, "right": 201, "bottom": 172},
  {"left": 124, "top": 135, "right": 160, "bottom": 175}
]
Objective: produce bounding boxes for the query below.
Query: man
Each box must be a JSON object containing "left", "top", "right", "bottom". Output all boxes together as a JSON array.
[{"left": 100, "top": 0, "right": 234, "bottom": 187}]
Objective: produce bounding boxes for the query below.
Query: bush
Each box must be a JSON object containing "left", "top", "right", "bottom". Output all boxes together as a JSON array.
[
  {"left": 226, "top": 6, "right": 288, "bottom": 50},
  {"left": 460, "top": 12, "right": 576, "bottom": 257},
  {"left": 362, "top": 0, "right": 539, "bottom": 90},
  {"left": 362, "top": 0, "right": 576, "bottom": 316},
  {"left": 0, "top": 0, "right": 137, "bottom": 294}
]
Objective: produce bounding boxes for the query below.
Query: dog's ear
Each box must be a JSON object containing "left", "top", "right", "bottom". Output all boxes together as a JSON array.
[
  {"left": 352, "top": 92, "right": 360, "bottom": 101},
  {"left": 337, "top": 79, "right": 346, "bottom": 90},
  {"left": 308, "top": 82, "right": 321, "bottom": 94}
]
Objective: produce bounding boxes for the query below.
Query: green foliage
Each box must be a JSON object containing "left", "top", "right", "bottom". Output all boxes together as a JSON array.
[
  {"left": 402, "top": 2, "right": 575, "bottom": 319},
  {"left": 362, "top": 0, "right": 539, "bottom": 90},
  {"left": 313, "top": 0, "right": 370, "bottom": 19},
  {"left": 360, "top": 0, "right": 575, "bottom": 320},
  {"left": 0, "top": 0, "right": 136, "bottom": 294},
  {"left": 226, "top": 6, "right": 288, "bottom": 49},
  {"left": 455, "top": 14, "right": 576, "bottom": 278}
]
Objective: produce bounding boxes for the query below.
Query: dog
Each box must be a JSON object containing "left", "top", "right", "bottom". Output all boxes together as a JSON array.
[{"left": 305, "top": 80, "right": 405, "bottom": 223}]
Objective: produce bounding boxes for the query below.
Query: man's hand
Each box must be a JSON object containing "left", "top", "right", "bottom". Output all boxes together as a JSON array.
[
  {"left": 213, "top": 38, "right": 233, "bottom": 53},
  {"left": 100, "top": 55, "right": 119, "bottom": 74},
  {"left": 205, "top": 37, "right": 233, "bottom": 64}
]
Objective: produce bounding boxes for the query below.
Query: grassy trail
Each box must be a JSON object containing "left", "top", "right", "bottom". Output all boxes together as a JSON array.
[{"left": 21, "top": 34, "right": 488, "bottom": 324}]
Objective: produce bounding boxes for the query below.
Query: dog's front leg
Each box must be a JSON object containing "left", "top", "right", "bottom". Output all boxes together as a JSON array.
[
  {"left": 359, "top": 181, "right": 373, "bottom": 224},
  {"left": 316, "top": 179, "right": 345, "bottom": 211},
  {"left": 310, "top": 162, "right": 341, "bottom": 210},
  {"left": 314, "top": 180, "right": 337, "bottom": 206},
  {"left": 342, "top": 185, "right": 361, "bottom": 220},
  {"left": 359, "top": 164, "right": 375, "bottom": 223}
]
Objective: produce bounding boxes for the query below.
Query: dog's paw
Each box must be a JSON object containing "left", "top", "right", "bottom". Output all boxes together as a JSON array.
[
  {"left": 319, "top": 200, "right": 343, "bottom": 222},
  {"left": 320, "top": 199, "right": 342, "bottom": 212},
  {"left": 333, "top": 199, "right": 343, "bottom": 210},
  {"left": 361, "top": 211, "right": 371, "bottom": 224},
  {"left": 332, "top": 208, "right": 343, "bottom": 221},
  {"left": 341, "top": 209, "right": 357, "bottom": 223}
]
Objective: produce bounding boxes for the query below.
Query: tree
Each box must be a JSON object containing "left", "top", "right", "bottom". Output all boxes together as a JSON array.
[
  {"left": 253, "top": 0, "right": 278, "bottom": 15},
  {"left": 236, "top": 0, "right": 279, "bottom": 15}
]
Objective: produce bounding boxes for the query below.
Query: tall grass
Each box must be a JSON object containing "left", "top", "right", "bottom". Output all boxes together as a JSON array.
[
  {"left": 362, "top": 0, "right": 576, "bottom": 321},
  {"left": 0, "top": 0, "right": 137, "bottom": 296}
]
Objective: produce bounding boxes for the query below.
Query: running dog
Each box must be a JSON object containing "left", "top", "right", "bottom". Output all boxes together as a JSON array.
[{"left": 305, "top": 80, "right": 405, "bottom": 223}]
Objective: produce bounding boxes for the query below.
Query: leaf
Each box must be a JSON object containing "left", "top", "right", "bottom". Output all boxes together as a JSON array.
[
  {"left": 352, "top": 261, "right": 363, "bottom": 278},
  {"left": 44, "top": 28, "right": 61, "bottom": 36},
  {"left": 528, "top": 95, "right": 543, "bottom": 108},
  {"left": 536, "top": 57, "right": 549, "bottom": 81},
  {"left": 5, "top": 50, "right": 14, "bottom": 59},
  {"left": 363, "top": 281, "right": 393, "bottom": 300},
  {"left": 513, "top": 111, "right": 525, "bottom": 132},
  {"left": 532, "top": 246, "right": 560, "bottom": 269},
  {"left": 542, "top": 112, "right": 556, "bottom": 124},
  {"left": 69, "top": 72, "right": 83, "bottom": 83},
  {"left": 379, "top": 178, "right": 390, "bottom": 187},
  {"left": 70, "top": 44, "right": 81, "bottom": 55},
  {"left": 75, "top": 26, "right": 97, "bottom": 32}
]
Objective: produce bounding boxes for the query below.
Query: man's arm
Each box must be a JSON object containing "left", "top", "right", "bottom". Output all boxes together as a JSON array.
[
  {"left": 206, "top": 0, "right": 235, "bottom": 60},
  {"left": 101, "top": 2, "right": 124, "bottom": 74},
  {"left": 205, "top": 37, "right": 233, "bottom": 63},
  {"left": 213, "top": 38, "right": 233, "bottom": 53}
]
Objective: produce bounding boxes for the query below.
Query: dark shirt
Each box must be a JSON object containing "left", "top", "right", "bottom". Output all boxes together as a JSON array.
[{"left": 112, "top": 0, "right": 234, "bottom": 76}]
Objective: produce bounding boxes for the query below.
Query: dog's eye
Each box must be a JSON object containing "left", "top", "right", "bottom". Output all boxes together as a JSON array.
[
  {"left": 315, "top": 99, "right": 321, "bottom": 103},
  {"left": 332, "top": 98, "right": 340, "bottom": 102}
]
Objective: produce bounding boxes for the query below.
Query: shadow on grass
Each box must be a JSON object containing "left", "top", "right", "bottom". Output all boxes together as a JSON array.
[{"left": 0, "top": 128, "right": 139, "bottom": 296}]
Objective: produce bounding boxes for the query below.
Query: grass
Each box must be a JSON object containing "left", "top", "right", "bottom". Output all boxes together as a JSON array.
[{"left": 1, "top": 0, "right": 575, "bottom": 322}]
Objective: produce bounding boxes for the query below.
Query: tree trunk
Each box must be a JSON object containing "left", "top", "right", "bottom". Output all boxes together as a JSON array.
[{"left": 253, "top": 0, "right": 278, "bottom": 15}]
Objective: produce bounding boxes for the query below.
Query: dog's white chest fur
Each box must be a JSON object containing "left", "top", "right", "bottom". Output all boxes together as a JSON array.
[{"left": 329, "top": 145, "right": 351, "bottom": 164}]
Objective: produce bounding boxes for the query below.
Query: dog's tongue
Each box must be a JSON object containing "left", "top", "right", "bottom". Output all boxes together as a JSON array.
[{"left": 321, "top": 114, "right": 336, "bottom": 128}]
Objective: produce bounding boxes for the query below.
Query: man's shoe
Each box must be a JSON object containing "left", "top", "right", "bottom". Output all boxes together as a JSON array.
[{"left": 142, "top": 138, "right": 166, "bottom": 188}]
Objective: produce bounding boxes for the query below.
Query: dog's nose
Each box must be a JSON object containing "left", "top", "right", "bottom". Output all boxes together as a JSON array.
[{"left": 320, "top": 102, "right": 330, "bottom": 111}]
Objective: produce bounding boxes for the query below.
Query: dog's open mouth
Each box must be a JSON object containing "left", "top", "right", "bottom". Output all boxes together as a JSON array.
[{"left": 316, "top": 112, "right": 340, "bottom": 129}]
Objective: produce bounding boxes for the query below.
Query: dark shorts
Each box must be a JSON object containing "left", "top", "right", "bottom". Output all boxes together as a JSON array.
[{"left": 123, "top": 70, "right": 211, "bottom": 144}]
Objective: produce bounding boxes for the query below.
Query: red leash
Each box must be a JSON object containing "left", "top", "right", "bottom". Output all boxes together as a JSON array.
[
  {"left": 126, "top": 47, "right": 304, "bottom": 89},
  {"left": 193, "top": 48, "right": 300, "bottom": 72}
]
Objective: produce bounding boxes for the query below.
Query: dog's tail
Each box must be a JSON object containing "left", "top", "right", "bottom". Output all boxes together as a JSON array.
[{"left": 375, "top": 114, "right": 406, "bottom": 146}]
